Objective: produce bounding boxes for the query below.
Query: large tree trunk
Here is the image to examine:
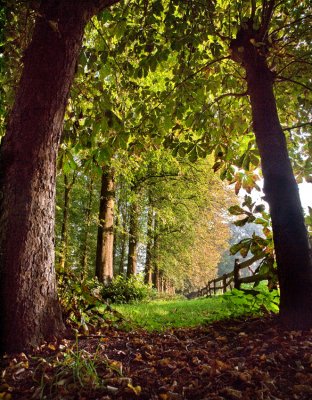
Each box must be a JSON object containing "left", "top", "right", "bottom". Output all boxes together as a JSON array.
[
  {"left": 230, "top": 28, "right": 312, "bottom": 329},
  {"left": 0, "top": 0, "right": 119, "bottom": 353},
  {"left": 96, "top": 168, "right": 115, "bottom": 283},
  {"left": 127, "top": 200, "right": 139, "bottom": 277}
]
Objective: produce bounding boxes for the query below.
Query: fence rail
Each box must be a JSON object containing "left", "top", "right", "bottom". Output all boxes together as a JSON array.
[{"left": 186, "top": 253, "right": 270, "bottom": 299}]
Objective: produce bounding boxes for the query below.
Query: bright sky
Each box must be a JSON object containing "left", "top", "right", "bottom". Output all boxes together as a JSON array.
[
  {"left": 299, "top": 181, "right": 312, "bottom": 211},
  {"left": 239, "top": 180, "right": 311, "bottom": 213}
]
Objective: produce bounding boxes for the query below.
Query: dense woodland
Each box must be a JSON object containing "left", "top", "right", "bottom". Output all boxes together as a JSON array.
[{"left": 0, "top": 0, "right": 311, "bottom": 361}]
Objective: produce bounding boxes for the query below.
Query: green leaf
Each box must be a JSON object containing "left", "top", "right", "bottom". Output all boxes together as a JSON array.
[
  {"left": 228, "top": 205, "right": 246, "bottom": 215},
  {"left": 234, "top": 216, "right": 250, "bottom": 226},
  {"left": 254, "top": 204, "right": 265, "bottom": 213}
]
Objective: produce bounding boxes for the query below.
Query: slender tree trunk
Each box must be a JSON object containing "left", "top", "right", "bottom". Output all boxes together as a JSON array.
[
  {"left": 115, "top": 190, "right": 128, "bottom": 276},
  {"left": 230, "top": 28, "right": 312, "bottom": 329},
  {"left": 80, "top": 177, "right": 94, "bottom": 278},
  {"left": 144, "top": 201, "right": 154, "bottom": 285},
  {"left": 113, "top": 203, "right": 119, "bottom": 272},
  {"left": 118, "top": 206, "right": 128, "bottom": 276},
  {"left": 119, "top": 234, "right": 127, "bottom": 275},
  {"left": 127, "top": 200, "right": 139, "bottom": 277},
  {"left": 152, "top": 215, "right": 160, "bottom": 290},
  {"left": 58, "top": 173, "right": 75, "bottom": 271},
  {"left": 96, "top": 168, "right": 115, "bottom": 284}
]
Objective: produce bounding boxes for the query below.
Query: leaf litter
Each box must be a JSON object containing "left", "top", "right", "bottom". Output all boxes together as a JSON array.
[{"left": 1, "top": 315, "right": 312, "bottom": 399}]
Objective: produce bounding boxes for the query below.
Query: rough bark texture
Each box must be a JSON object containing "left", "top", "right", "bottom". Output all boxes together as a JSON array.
[
  {"left": 230, "top": 25, "right": 312, "bottom": 329},
  {"left": 0, "top": 0, "right": 119, "bottom": 353},
  {"left": 96, "top": 168, "right": 115, "bottom": 284},
  {"left": 127, "top": 201, "right": 139, "bottom": 277}
]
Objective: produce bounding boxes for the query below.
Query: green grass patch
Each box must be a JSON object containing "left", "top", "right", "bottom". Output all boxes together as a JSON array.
[
  {"left": 113, "top": 297, "right": 226, "bottom": 331},
  {"left": 113, "top": 284, "right": 279, "bottom": 331}
]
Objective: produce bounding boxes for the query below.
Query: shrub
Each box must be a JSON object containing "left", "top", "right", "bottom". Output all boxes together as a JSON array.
[
  {"left": 57, "top": 271, "right": 123, "bottom": 333},
  {"left": 101, "top": 275, "right": 151, "bottom": 304},
  {"left": 222, "top": 282, "right": 279, "bottom": 318}
]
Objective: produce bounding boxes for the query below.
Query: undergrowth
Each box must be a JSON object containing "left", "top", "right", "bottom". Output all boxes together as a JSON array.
[
  {"left": 101, "top": 274, "right": 152, "bottom": 304},
  {"left": 57, "top": 271, "right": 124, "bottom": 334},
  {"left": 57, "top": 271, "right": 279, "bottom": 334},
  {"left": 32, "top": 337, "right": 141, "bottom": 399}
]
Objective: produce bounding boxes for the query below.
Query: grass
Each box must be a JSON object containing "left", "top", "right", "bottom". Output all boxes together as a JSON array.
[
  {"left": 113, "top": 296, "right": 227, "bottom": 331},
  {"left": 113, "top": 283, "right": 280, "bottom": 331}
]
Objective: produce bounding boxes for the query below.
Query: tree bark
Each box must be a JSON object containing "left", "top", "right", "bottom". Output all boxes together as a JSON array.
[
  {"left": 144, "top": 200, "right": 154, "bottom": 285},
  {"left": 127, "top": 200, "right": 139, "bottom": 277},
  {"left": 115, "top": 187, "right": 128, "bottom": 276},
  {"left": 152, "top": 215, "right": 160, "bottom": 290},
  {"left": 96, "top": 168, "right": 115, "bottom": 283},
  {"left": 230, "top": 27, "right": 312, "bottom": 329},
  {"left": 0, "top": 0, "right": 119, "bottom": 353}
]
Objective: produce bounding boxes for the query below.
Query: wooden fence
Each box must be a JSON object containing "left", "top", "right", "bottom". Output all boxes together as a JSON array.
[{"left": 186, "top": 253, "right": 271, "bottom": 299}]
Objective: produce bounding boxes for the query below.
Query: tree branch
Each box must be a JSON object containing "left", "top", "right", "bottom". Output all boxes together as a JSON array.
[
  {"left": 269, "top": 14, "right": 312, "bottom": 37},
  {"left": 188, "top": 90, "right": 248, "bottom": 127},
  {"left": 260, "top": 0, "right": 275, "bottom": 40},
  {"left": 282, "top": 122, "right": 312, "bottom": 132},
  {"left": 276, "top": 76, "right": 312, "bottom": 92},
  {"left": 251, "top": 0, "right": 256, "bottom": 21},
  {"left": 276, "top": 59, "right": 312, "bottom": 76}
]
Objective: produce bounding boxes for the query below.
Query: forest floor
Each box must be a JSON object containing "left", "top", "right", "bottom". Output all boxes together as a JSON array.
[{"left": 1, "top": 314, "right": 312, "bottom": 400}]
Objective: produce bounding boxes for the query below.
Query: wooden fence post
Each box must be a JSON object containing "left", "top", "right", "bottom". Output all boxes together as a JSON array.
[
  {"left": 234, "top": 259, "right": 241, "bottom": 289},
  {"left": 222, "top": 274, "right": 227, "bottom": 293}
]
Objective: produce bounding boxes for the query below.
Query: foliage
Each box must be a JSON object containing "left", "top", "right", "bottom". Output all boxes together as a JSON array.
[
  {"left": 217, "top": 222, "right": 263, "bottom": 276},
  {"left": 0, "top": 1, "right": 35, "bottom": 137},
  {"left": 101, "top": 274, "right": 152, "bottom": 304},
  {"left": 142, "top": 155, "right": 233, "bottom": 291},
  {"left": 222, "top": 284, "right": 280, "bottom": 318},
  {"left": 305, "top": 206, "right": 312, "bottom": 241},
  {"left": 228, "top": 194, "right": 277, "bottom": 287},
  {"left": 55, "top": 170, "right": 100, "bottom": 275},
  {"left": 57, "top": 271, "right": 123, "bottom": 334}
]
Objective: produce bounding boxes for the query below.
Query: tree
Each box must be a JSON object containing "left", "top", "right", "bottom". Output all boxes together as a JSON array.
[
  {"left": 96, "top": 167, "right": 115, "bottom": 283},
  {"left": 227, "top": 1, "right": 312, "bottom": 329},
  {"left": 58, "top": 171, "right": 76, "bottom": 271},
  {"left": 111, "top": 0, "right": 311, "bottom": 328},
  {"left": 0, "top": 0, "right": 119, "bottom": 353}
]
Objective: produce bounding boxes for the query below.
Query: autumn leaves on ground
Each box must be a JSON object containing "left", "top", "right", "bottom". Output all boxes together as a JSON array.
[{"left": 1, "top": 298, "right": 312, "bottom": 400}]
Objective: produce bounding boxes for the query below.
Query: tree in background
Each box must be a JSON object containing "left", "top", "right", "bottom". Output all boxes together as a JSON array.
[{"left": 96, "top": 167, "right": 115, "bottom": 283}]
